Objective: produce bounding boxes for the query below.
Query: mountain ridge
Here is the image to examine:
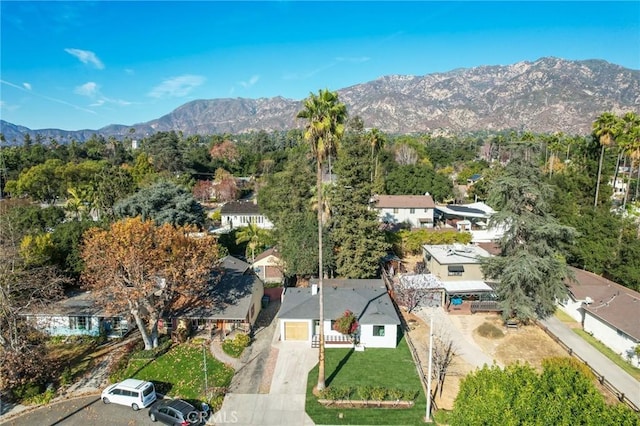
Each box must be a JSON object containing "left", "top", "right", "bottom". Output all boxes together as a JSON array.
[{"left": 1, "top": 57, "right": 639, "bottom": 143}]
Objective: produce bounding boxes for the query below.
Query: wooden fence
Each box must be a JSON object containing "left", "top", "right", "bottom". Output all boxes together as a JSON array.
[{"left": 382, "top": 270, "right": 437, "bottom": 414}]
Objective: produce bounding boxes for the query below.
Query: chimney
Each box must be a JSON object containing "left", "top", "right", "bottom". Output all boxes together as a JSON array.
[{"left": 311, "top": 284, "right": 318, "bottom": 295}]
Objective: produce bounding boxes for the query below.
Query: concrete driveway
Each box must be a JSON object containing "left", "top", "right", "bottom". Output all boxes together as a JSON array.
[{"left": 213, "top": 341, "right": 317, "bottom": 426}]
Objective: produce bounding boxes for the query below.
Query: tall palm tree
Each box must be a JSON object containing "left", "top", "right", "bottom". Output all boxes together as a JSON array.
[
  {"left": 297, "top": 89, "right": 347, "bottom": 391},
  {"left": 592, "top": 112, "right": 622, "bottom": 207},
  {"left": 619, "top": 112, "right": 640, "bottom": 209}
]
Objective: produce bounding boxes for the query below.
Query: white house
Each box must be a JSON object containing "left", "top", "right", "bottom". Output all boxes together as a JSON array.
[
  {"left": 220, "top": 200, "right": 274, "bottom": 230},
  {"left": 21, "top": 291, "right": 131, "bottom": 338},
  {"left": 559, "top": 267, "right": 640, "bottom": 367},
  {"left": 278, "top": 279, "right": 400, "bottom": 349},
  {"left": 371, "top": 194, "right": 435, "bottom": 228}
]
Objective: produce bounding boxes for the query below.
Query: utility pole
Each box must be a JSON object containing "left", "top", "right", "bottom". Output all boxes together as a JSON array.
[{"left": 426, "top": 315, "right": 434, "bottom": 422}]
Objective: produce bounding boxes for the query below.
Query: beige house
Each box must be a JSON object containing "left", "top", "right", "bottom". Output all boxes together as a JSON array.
[
  {"left": 422, "top": 244, "right": 496, "bottom": 313},
  {"left": 252, "top": 247, "right": 284, "bottom": 284}
]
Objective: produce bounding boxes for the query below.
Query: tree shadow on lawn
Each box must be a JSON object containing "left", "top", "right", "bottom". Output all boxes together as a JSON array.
[{"left": 326, "top": 348, "right": 354, "bottom": 386}]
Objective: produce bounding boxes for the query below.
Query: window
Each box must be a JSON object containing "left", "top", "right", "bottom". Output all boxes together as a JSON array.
[
  {"left": 424, "top": 208, "right": 429, "bottom": 213},
  {"left": 69, "top": 316, "right": 90, "bottom": 330},
  {"left": 393, "top": 208, "right": 399, "bottom": 214},
  {"left": 410, "top": 208, "right": 415, "bottom": 214},
  {"left": 448, "top": 265, "right": 464, "bottom": 276},
  {"left": 373, "top": 325, "right": 385, "bottom": 337}
]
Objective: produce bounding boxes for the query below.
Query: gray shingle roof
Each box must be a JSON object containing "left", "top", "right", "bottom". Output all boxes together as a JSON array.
[{"left": 278, "top": 283, "right": 400, "bottom": 325}]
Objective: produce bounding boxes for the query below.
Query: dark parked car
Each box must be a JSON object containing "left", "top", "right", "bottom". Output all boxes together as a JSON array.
[{"left": 148, "top": 399, "right": 208, "bottom": 426}]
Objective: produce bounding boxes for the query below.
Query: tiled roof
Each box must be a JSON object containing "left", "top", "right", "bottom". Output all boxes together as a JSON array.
[
  {"left": 373, "top": 195, "right": 435, "bottom": 209},
  {"left": 253, "top": 247, "right": 281, "bottom": 263}
]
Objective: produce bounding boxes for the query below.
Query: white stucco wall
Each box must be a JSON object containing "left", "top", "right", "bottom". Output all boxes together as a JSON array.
[
  {"left": 359, "top": 324, "right": 397, "bottom": 348},
  {"left": 557, "top": 299, "right": 584, "bottom": 323},
  {"left": 221, "top": 213, "right": 274, "bottom": 230},
  {"left": 583, "top": 312, "right": 639, "bottom": 366},
  {"left": 377, "top": 207, "right": 434, "bottom": 228}
]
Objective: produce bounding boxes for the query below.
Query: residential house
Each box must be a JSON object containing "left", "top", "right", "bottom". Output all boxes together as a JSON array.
[
  {"left": 171, "top": 255, "right": 264, "bottom": 339},
  {"left": 21, "top": 291, "right": 131, "bottom": 338},
  {"left": 559, "top": 267, "right": 640, "bottom": 367},
  {"left": 278, "top": 279, "right": 401, "bottom": 348},
  {"left": 371, "top": 194, "right": 435, "bottom": 228},
  {"left": 220, "top": 200, "right": 274, "bottom": 230},
  {"left": 422, "top": 244, "right": 496, "bottom": 313},
  {"left": 252, "top": 247, "right": 284, "bottom": 284}
]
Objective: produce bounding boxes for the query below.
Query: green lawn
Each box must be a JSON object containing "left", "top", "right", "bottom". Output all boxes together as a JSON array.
[
  {"left": 305, "top": 337, "right": 430, "bottom": 425},
  {"left": 120, "top": 343, "right": 234, "bottom": 400},
  {"left": 573, "top": 329, "right": 640, "bottom": 381}
]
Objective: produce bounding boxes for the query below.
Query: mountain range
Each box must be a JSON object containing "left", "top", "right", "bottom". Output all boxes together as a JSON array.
[{"left": 1, "top": 57, "right": 639, "bottom": 144}]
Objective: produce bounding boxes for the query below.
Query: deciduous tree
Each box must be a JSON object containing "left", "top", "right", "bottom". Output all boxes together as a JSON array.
[{"left": 81, "top": 217, "right": 220, "bottom": 349}]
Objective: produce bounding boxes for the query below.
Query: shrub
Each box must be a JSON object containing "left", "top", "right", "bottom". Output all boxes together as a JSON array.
[
  {"left": 333, "top": 310, "right": 358, "bottom": 335},
  {"left": 12, "top": 382, "right": 43, "bottom": 402},
  {"left": 370, "top": 386, "right": 386, "bottom": 405},
  {"left": 222, "top": 333, "right": 251, "bottom": 358},
  {"left": 24, "top": 388, "right": 56, "bottom": 405},
  {"left": 357, "top": 385, "right": 373, "bottom": 403},
  {"left": 130, "top": 338, "right": 172, "bottom": 360},
  {"left": 402, "top": 389, "right": 419, "bottom": 401},
  {"left": 208, "top": 392, "right": 225, "bottom": 412},
  {"left": 387, "top": 388, "right": 403, "bottom": 402}
]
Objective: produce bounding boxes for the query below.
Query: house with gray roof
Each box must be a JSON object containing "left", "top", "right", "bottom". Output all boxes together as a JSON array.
[
  {"left": 171, "top": 255, "right": 264, "bottom": 338},
  {"left": 278, "top": 279, "right": 401, "bottom": 348},
  {"left": 220, "top": 199, "right": 274, "bottom": 230},
  {"left": 20, "top": 291, "right": 131, "bottom": 339},
  {"left": 559, "top": 267, "right": 640, "bottom": 367}
]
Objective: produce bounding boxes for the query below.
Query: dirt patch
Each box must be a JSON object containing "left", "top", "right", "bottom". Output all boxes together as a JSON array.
[
  {"left": 405, "top": 311, "right": 572, "bottom": 410},
  {"left": 403, "top": 311, "right": 474, "bottom": 410}
]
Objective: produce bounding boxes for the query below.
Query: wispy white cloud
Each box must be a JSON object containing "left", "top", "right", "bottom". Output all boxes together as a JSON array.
[
  {"left": 64, "top": 48, "right": 105, "bottom": 69},
  {"left": 1, "top": 79, "right": 96, "bottom": 114},
  {"left": 23, "top": 82, "right": 32, "bottom": 90},
  {"left": 148, "top": 75, "right": 206, "bottom": 98},
  {"left": 0, "top": 100, "right": 19, "bottom": 112},
  {"left": 73, "top": 81, "right": 131, "bottom": 107},
  {"left": 74, "top": 81, "right": 99, "bottom": 97},
  {"left": 283, "top": 56, "right": 371, "bottom": 81},
  {"left": 125, "top": 68, "right": 135, "bottom": 75},
  {"left": 238, "top": 75, "right": 260, "bottom": 89},
  {"left": 335, "top": 56, "right": 371, "bottom": 64}
]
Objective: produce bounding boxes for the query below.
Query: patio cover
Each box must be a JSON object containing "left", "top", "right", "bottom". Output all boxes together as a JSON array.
[{"left": 442, "top": 281, "right": 493, "bottom": 294}]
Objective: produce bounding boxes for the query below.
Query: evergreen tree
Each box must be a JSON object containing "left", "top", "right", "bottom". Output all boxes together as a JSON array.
[
  {"left": 330, "top": 134, "right": 389, "bottom": 278},
  {"left": 482, "top": 151, "right": 576, "bottom": 322}
]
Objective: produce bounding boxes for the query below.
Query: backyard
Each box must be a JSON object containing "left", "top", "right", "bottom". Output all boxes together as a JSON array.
[{"left": 305, "top": 337, "right": 428, "bottom": 425}]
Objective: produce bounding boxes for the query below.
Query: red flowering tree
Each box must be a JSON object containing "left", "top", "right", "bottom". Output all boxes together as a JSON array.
[{"left": 333, "top": 310, "right": 359, "bottom": 335}]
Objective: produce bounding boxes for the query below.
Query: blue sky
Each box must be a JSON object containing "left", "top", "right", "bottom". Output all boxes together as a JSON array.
[{"left": 1, "top": 1, "right": 639, "bottom": 131}]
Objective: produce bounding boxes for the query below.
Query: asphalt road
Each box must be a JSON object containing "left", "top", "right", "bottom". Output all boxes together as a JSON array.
[{"left": 0, "top": 395, "right": 159, "bottom": 426}]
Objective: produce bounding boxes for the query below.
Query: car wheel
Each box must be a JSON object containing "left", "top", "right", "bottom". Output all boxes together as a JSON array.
[
  {"left": 102, "top": 397, "right": 110, "bottom": 404},
  {"left": 132, "top": 403, "right": 139, "bottom": 411},
  {"left": 149, "top": 413, "right": 157, "bottom": 422}
]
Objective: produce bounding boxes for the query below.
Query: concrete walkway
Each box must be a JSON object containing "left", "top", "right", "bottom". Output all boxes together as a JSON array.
[
  {"left": 541, "top": 316, "right": 640, "bottom": 410},
  {"left": 414, "top": 307, "right": 499, "bottom": 369}
]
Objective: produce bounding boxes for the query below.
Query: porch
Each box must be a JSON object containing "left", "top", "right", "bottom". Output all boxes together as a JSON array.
[{"left": 312, "top": 334, "right": 354, "bottom": 348}]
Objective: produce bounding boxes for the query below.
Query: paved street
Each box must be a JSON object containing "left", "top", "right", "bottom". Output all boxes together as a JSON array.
[
  {"left": 541, "top": 316, "right": 640, "bottom": 410},
  {"left": 0, "top": 395, "right": 158, "bottom": 426}
]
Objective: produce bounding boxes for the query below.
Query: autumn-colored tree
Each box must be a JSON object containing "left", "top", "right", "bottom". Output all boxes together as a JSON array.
[
  {"left": 81, "top": 217, "right": 220, "bottom": 349},
  {"left": 212, "top": 168, "right": 239, "bottom": 202},
  {"left": 193, "top": 179, "right": 214, "bottom": 203},
  {"left": 209, "top": 140, "right": 240, "bottom": 163}
]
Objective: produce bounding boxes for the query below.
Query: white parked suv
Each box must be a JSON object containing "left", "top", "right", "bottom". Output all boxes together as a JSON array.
[{"left": 101, "top": 379, "right": 157, "bottom": 410}]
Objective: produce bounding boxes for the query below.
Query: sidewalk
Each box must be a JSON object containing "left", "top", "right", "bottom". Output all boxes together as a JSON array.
[{"left": 540, "top": 316, "right": 640, "bottom": 410}]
